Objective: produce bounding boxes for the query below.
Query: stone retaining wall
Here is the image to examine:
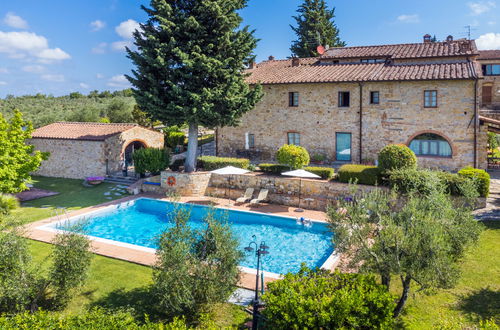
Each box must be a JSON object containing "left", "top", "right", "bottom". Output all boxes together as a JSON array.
[{"left": 160, "top": 171, "right": 212, "bottom": 196}]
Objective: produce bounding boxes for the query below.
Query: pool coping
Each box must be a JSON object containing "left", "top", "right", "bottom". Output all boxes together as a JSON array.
[{"left": 23, "top": 194, "right": 340, "bottom": 289}]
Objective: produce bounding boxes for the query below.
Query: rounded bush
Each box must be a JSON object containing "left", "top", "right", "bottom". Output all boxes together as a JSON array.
[
  {"left": 458, "top": 166, "right": 490, "bottom": 198},
  {"left": 378, "top": 144, "right": 417, "bottom": 173},
  {"left": 262, "top": 267, "right": 395, "bottom": 329},
  {"left": 0, "top": 194, "right": 19, "bottom": 215},
  {"left": 276, "top": 144, "right": 310, "bottom": 170}
]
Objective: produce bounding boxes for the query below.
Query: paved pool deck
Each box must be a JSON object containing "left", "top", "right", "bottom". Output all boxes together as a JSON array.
[{"left": 23, "top": 193, "right": 335, "bottom": 290}]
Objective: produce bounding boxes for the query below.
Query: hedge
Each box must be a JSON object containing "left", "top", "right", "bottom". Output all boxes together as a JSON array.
[
  {"left": 165, "top": 131, "right": 186, "bottom": 149},
  {"left": 435, "top": 171, "right": 471, "bottom": 196},
  {"left": 259, "top": 163, "right": 290, "bottom": 174},
  {"left": 132, "top": 148, "right": 170, "bottom": 175},
  {"left": 337, "top": 165, "right": 381, "bottom": 185},
  {"left": 197, "top": 156, "right": 250, "bottom": 170},
  {"left": 458, "top": 166, "right": 490, "bottom": 198},
  {"left": 388, "top": 168, "right": 442, "bottom": 195},
  {"left": 304, "top": 166, "right": 335, "bottom": 180}
]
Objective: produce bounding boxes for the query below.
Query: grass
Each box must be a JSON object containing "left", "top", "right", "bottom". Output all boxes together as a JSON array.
[
  {"left": 14, "top": 176, "right": 128, "bottom": 223},
  {"left": 399, "top": 221, "right": 500, "bottom": 328}
]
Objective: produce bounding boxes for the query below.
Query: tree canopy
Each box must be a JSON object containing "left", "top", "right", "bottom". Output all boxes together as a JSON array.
[
  {"left": 0, "top": 111, "right": 48, "bottom": 193},
  {"left": 126, "top": 0, "right": 262, "bottom": 172},
  {"left": 291, "top": 0, "right": 346, "bottom": 58}
]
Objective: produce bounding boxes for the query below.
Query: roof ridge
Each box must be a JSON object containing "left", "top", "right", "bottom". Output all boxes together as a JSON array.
[
  {"left": 53, "top": 121, "right": 138, "bottom": 126},
  {"left": 324, "top": 39, "right": 472, "bottom": 50}
]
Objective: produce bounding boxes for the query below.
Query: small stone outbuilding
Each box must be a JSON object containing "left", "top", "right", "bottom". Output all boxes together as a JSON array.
[{"left": 30, "top": 122, "right": 164, "bottom": 179}]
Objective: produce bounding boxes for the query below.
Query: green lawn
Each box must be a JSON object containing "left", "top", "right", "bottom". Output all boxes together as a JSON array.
[
  {"left": 400, "top": 221, "right": 500, "bottom": 328},
  {"left": 14, "top": 176, "right": 128, "bottom": 223},
  {"left": 14, "top": 177, "right": 499, "bottom": 328}
]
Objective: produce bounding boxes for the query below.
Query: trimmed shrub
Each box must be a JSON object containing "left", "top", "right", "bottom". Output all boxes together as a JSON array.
[
  {"left": 378, "top": 144, "right": 417, "bottom": 173},
  {"left": 165, "top": 131, "right": 186, "bottom": 149},
  {"left": 337, "top": 165, "right": 381, "bottom": 185},
  {"left": 458, "top": 166, "right": 490, "bottom": 198},
  {"left": 387, "top": 168, "right": 442, "bottom": 195},
  {"left": 133, "top": 148, "right": 170, "bottom": 175},
  {"left": 0, "top": 194, "right": 19, "bottom": 215},
  {"left": 276, "top": 144, "right": 310, "bottom": 169},
  {"left": 304, "top": 166, "right": 334, "bottom": 180},
  {"left": 259, "top": 163, "right": 291, "bottom": 175},
  {"left": 262, "top": 267, "right": 395, "bottom": 329},
  {"left": 435, "top": 171, "right": 471, "bottom": 196},
  {"left": 197, "top": 156, "right": 249, "bottom": 170}
]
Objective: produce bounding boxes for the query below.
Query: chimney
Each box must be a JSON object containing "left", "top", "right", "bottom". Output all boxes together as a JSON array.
[
  {"left": 423, "top": 34, "right": 431, "bottom": 43},
  {"left": 268, "top": 55, "right": 275, "bottom": 61},
  {"left": 459, "top": 41, "right": 471, "bottom": 52},
  {"left": 446, "top": 35, "right": 454, "bottom": 42},
  {"left": 291, "top": 57, "right": 300, "bottom": 67}
]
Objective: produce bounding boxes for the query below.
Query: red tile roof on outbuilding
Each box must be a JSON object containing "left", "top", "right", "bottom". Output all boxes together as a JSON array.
[
  {"left": 32, "top": 122, "right": 139, "bottom": 141},
  {"left": 245, "top": 59, "right": 479, "bottom": 85}
]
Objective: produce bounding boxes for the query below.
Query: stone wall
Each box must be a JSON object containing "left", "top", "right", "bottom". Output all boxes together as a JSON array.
[
  {"left": 218, "top": 80, "right": 487, "bottom": 171},
  {"left": 30, "top": 139, "right": 106, "bottom": 179},
  {"left": 105, "top": 126, "right": 165, "bottom": 173},
  {"left": 478, "top": 58, "right": 500, "bottom": 109},
  {"left": 160, "top": 171, "right": 212, "bottom": 196}
]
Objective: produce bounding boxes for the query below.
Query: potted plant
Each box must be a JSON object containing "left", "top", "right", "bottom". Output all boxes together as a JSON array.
[{"left": 311, "top": 153, "right": 326, "bottom": 165}]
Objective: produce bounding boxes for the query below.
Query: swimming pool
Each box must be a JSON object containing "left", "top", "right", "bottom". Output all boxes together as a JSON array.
[{"left": 42, "top": 198, "right": 335, "bottom": 275}]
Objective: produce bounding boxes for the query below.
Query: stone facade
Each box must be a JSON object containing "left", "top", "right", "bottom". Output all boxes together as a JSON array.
[
  {"left": 30, "top": 125, "right": 164, "bottom": 179},
  {"left": 218, "top": 80, "right": 487, "bottom": 171},
  {"left": 30, "top": 139, "right": 107, "bottom": 179},
  {"left": 478, "top": 57, "right": 500, "bottom": 110}
]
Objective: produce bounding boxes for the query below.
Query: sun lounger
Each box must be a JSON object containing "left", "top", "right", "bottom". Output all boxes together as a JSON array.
[
  {"left": 250, "top": 189, "right": 269, "bottom": 205},
  {"left": 236, "top": 188, "right": 254, "bottom": 203}
]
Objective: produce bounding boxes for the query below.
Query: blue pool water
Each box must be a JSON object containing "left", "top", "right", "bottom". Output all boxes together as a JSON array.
[{"left": 53, "top": 198, "right": 333, "bottom": 274}]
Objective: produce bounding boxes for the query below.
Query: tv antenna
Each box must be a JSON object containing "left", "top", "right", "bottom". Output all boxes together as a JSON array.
[{"left": 463, "top": 25, "right": 477, "bottom": 40}]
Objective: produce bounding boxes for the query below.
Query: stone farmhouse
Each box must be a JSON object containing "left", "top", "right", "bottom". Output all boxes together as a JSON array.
[
  {"left": 30, "top": 122, "right": 164, "bottom": 179},
  {"left": 217, "top": 35, "right": 500, "bottom": 171}
]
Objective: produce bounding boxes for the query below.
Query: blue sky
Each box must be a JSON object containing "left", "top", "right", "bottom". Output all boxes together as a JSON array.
[{"left": 0, "top": 0, "right": 499, "bottom": 97}]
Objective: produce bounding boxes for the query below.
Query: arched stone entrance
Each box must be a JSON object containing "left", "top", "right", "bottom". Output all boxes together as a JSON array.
[{"left": 122, "top": 140, "right": 147, "bottom": 174}]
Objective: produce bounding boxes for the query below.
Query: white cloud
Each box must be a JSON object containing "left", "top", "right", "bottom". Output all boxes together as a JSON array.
[
  {"left": 80, "top": 82, "right": 90, "bottom": 89},
  {"left": 90, "top": 20, "right": 106, "bottom": 32},
  {"left": 107, "top": 74, "right": 130, "bottom": 88},
  {"left": 22, "top": 65, "right": 45, "bottom": 73},
  {"left": 111, "top": 40, "right": 132, "bottom": 52},
  {"left": 115, "top": 19, "right": 139, "bottom": 39},
  {"left": 96, "top": 73, "right": 104, "bottom": 79},
  {"left": 468, "top": 1, "right": 496, "bottom": 15},
  {"left": 397, "top": 14, "right": 420, "bottom": 23},
  {"left": 0, "top": 31, "right": 70, "bottom": 62},
  {"left": 91, "top": 42, "right": 108, "bottom": 54},
  {"left": 0, "top": 81, "right": 6, "bottom": 85},
  {"left": 476, "top": 32, "right": 500, "bottom": 49},
  {"left": 41, "top": 74, "right": 65, "bottom": 82},
  {"left": 3, "top": 12, "right": 28, "bottom": 29}
]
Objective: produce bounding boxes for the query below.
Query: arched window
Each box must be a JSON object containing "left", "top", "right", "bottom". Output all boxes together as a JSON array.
[{"left": 409, "top": 133, "right": 452, "bottom": 157}]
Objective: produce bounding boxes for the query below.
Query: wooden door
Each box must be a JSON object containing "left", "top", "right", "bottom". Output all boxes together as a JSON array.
[{"left": 482, "top": 85, "right": 493, "bottom": 106}]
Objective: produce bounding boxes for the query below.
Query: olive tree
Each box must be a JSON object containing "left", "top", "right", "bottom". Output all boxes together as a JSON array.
[{"left": 328, "top": 185, "right": 482, "bottom": 317}]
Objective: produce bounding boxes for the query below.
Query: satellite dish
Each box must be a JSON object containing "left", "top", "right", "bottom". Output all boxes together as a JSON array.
[{"left": 317, "top": 45, "right": 326, "bottom": 55}]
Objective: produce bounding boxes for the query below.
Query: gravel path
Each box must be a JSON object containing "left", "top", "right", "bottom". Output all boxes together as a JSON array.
[{"left": 474, "top": 171, "right": 500, "bottom": 221}]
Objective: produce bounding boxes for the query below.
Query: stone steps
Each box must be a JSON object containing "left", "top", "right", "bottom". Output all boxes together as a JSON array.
[{"left": 104, "top": 176, "right": 139, "bottom": 186}]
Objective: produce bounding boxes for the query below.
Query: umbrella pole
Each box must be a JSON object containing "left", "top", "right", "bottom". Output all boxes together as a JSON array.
[{"left": 298, "top": 178, "right": 302, "bottom": 209}]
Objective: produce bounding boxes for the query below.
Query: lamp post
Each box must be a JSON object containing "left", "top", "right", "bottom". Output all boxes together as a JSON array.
[{"left": 244, "top": 235, "right": 269, "bottom": 330}]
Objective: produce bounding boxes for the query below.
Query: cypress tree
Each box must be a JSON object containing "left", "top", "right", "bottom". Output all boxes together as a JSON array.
[
  {"left": 290, "top": 0, "right": 345, "bottom": 58},
  {"left": 126, "top": 0, "right": 263, "bottom": 172}
]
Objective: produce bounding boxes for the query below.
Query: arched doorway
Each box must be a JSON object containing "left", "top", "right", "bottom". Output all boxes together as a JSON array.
[{"left": 123, "top": 140, "right": 146, "bottom": 173}]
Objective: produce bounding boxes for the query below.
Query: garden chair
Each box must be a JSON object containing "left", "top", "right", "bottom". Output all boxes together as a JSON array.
[
  {"left": 250, "top": 189, "right": 269, "bottom": 205},
  {"left": 236, "top": 188, "right": 254, "bottom": 203}
]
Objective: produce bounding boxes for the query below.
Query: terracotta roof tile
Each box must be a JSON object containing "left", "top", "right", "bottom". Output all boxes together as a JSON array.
[
  {"left": 321, "top": 40, "right": 478, "bottom": 59},
  {"left": 32, "top": 122, "right": 139, "bottom": 141},
  {"left": 246, "top": 59, "right": 479, "bottom": 85},
  {"left": 478, "top": 50, "right": 500, "bottom": 60}
]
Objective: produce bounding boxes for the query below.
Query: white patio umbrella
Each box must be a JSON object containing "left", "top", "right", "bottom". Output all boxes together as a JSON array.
[
  {"left": 211, "top": 166, "right": 250, "bottom": 205},
  {"left": 282, "top": 169, "right": 321, "bottom": 212}
]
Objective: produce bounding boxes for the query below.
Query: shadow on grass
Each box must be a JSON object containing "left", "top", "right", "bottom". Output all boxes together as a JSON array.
[
  {"left": 88, "top": 286, "right": 164, "bottom": 322},
  {"left": 456, "top": 287, "right": 500, "bottom": 323}
]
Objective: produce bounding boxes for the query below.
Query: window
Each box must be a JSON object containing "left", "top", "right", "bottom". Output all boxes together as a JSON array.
[
  {"left": 287, "top": 132, "right": 300, "bottom": 145},
  {"left": 360, "top": 58, "right": 385, "bottom": 63},
  {"left": 409, "top": 133, "right": 452, "bottom": 157},
  {"left": 245, "top": 132, "right": 255, "bottom": 149},
  {"left": 370, "top": 91, "right": 380, "bottom": 104},
  {"left": 338, "top": 91, "right": 350, "bottom": 107},
  {"left": 482, "top": 64, "right": 500, "bottom": 76},
  {"left": 289, "top": 92, "right": 299, "bottom": 107},
  {"left": 424, "top": 90, "right": 437, "bottom": 108}
]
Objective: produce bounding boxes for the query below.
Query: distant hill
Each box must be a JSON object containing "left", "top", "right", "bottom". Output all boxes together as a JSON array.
[{"left": 0, "top": 90, "right": 136, "bottom": 128}]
